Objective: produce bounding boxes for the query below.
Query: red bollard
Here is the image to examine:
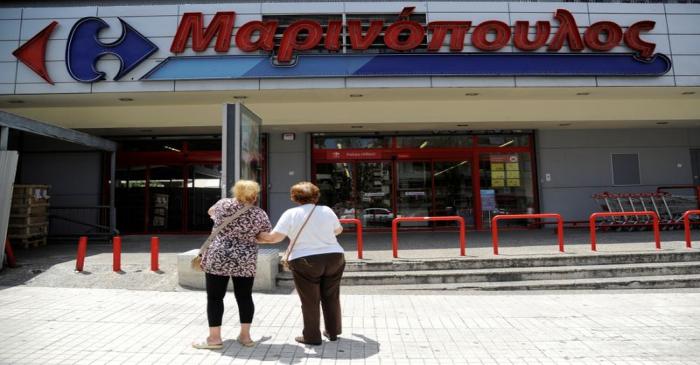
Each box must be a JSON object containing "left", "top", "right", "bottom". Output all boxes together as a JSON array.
[
  {"left": 150, "top": 236, "right": 159, "bottom": 272},
  {"left": 357, "top": 223, "right": 364, "bottom": 260},
  {"left": 113, "top": 236, "right": 122, "bottom": 272},
  {"left": 4, "top": 239, "right": 17, "bottom": 268},
  {"left": 75, "top": 236, "right": 88, "bottom": 272}
]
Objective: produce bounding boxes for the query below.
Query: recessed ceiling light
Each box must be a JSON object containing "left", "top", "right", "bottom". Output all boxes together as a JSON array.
[
  {"left": 464, "top": 93, "right": 479, "bottom": 96},
  {"left": 233, "top": 95, "right": 247, "bottom": 99},
  {"left": 576, "top": 92, "right": 590, "bottom": 96},
  {"left": 118, "top": 97, "right": 134, "bottom": 102},
  {"left": 682, "top": 91, "right": 696, "bottom": 95},
  {"left": 349, "top": 94, "right": 363, "bottom": 98},
  {"left": 559, "top": 123, "right": 572, "bottom": 127},
  {"left": 656, "top": 122, "right": 669, "bottom": 125},
  {"left": 7, "top": 100, "right": 24, "bottom": 104},
  {"left": 350, "top": 125, "right": 363, "bottom": 129},
  {"left": 456, "top": 124, "right": 469, "bottom": 127}
]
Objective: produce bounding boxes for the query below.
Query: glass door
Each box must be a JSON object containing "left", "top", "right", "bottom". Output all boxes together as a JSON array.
[
  {"left": 148, "top": 165, "right": 184, "bottom": 232},
  {"left": 115, "top": 166, "right": 147, "bottom": 233},
  {"left": 396, "top": 161, "right": 432, "bottom": 226},
  {"left": 316, "top": 162, "right": 355, "bottom": 219},
  {"left": 188, "top": 164, "right": 222, "bottom": 231},
  {"left": 357, "top": 162, "right": 393, "bottom": 228},
  {"left": 433, "top": 160, "right": 473, "bottom": 226},
  {"left": 479, "top": 153, "right": 535, "bottom": 227}
]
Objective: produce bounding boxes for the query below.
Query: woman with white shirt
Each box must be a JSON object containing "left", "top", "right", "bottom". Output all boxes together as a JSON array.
[{"left": 257, "top": 181, "right": 345, "bottom": 346}]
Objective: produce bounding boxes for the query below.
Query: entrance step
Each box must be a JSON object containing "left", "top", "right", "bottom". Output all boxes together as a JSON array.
[
  {"left": 276, "top": 251, "right": 700, "bottom": 290},
  {"left": 342, "top": 274, "right": 700, "bottom": 291},
  {"left": 341, "top": 251, "right": 700, "bottom": 272}
]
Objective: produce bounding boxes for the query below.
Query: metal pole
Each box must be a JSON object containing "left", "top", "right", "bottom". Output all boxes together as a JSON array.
[
  {"left": 110, "top": 151, "right": 116, "bottom": 235},
  {"left": 0, "top": 126, "right": 8, "bottom": 150}
]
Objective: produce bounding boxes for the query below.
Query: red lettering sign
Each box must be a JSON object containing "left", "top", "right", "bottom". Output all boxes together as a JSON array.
[
  {"left": 171, "top": 12, "right": 236, "bottom": 53},
  {"left": 170, "top": 8, "right": 659, "bottom": 62}
]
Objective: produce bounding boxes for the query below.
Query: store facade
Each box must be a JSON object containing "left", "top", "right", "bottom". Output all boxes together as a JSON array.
[{"left": 1, "top": 1, "right": 699, "bottom": 234}]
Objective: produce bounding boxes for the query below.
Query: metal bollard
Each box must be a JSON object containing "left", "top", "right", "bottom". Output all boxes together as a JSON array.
[
  {"left": 4, "top": 239, "right": 17, "bottom": 268},
  {"left": 113, "top": 236, "right": 122, "bottom": 272},
  {"left": 150, "top": 236, "right": 159, "bottom": 272},
  {"left": 75, "top": 236, "right": 88, "bottom": 272}
]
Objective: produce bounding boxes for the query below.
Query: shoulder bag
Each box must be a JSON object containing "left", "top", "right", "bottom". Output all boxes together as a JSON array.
[
  {"left": 192, "top": 204, "right": 252, "bottom": 272},
  {"left": 281, "top": 205, "right": 317, "bottom": 270}
]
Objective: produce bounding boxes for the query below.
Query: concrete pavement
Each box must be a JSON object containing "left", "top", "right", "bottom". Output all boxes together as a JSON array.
[{"left": 1, "top": 286, "right": 699, "bottom": 364}]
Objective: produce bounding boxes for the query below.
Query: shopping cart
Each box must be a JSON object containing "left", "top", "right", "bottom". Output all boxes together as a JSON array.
[{"left": 592, "top": 191, "right": 700, "bottom": 231}]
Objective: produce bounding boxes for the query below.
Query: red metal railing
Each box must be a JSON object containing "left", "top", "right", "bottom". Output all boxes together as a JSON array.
[
  {"left": 339, "top": 218, "right": 364, "bottom": 259},
  {"left": 491, "top": 214, "right": 564, "bottom": 255},
  {"left": 589, "top": 211, "right": 660, "bottom": 251},
  {"left": 391, "top": 216, "right": 466, "bottom": 258},
  {"left": 682, "top": 210, "right": 700, "bottom": 249},
  {"left": 656, "top": 185, "right": 700, "bottom": 209}
]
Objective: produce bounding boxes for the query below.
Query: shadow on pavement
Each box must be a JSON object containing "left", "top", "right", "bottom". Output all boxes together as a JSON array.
[{"left": 218, "top": 333, "right": 379, "bottom": 363}]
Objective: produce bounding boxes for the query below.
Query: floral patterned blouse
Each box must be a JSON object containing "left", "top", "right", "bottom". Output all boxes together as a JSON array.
[{"left": 201, "top": 198, "right": 272, "bottom": 277}]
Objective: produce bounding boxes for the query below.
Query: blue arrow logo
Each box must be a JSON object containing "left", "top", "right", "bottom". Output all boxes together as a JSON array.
[{"left": 66, "top": 17, "right": 158, "bottom": 83}]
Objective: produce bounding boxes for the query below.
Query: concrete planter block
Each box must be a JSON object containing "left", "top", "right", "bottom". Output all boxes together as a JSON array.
[{"left": 177, "top": 248, "right": 280, "bottom": 292}]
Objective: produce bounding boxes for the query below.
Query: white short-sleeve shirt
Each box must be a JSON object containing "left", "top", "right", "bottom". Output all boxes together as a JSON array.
[{"left": 272, "top": 204, "right": 344, "bottom": 260}]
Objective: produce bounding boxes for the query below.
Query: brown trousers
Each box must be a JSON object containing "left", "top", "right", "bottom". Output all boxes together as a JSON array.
[{"left": 289, "top": 252, "right": 345, "bottom": 343}]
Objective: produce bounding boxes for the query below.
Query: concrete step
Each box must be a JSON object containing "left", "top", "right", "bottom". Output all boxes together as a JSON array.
[
  {"left": 276, "top": 261, "right": 700, "bottom": 287},
  {"left": 347, "top": 274, "right": 700, "bottom": 291},
  {"left": 336, "top": 251, "right": 700, "bottom": 272}
]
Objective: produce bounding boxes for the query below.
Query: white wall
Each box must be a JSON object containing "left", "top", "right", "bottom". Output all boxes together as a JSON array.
[{"left": 1, "top": 2, "right": 699, "bottom": 95}]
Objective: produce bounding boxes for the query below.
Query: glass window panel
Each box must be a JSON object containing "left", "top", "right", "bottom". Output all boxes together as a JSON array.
[
  {"left": 396, "top": 136, "right": 472, "bottom": 148},
  {"left": 357, "top": 162, "right": 393, "bottom": 228},
  {"left": 477, "top": 135, "right": 530, "bottom": 147},
  {"left": 188, "top": 164, "right": 222, "bottom": 232},
  {"left": 396, "top": 161, "right": 432, "bottom": 226},
  {"left": 240, "top": 109, "right": 261, "bottom": 183},
  {"left": 187, "top": 139, "right": 221, "bottom": 151},
  {"left": 434, "top": 160, "right": 474, "bottom": 226},
  {"left": 313, "top": 136, "right": 390, "bottom": 149},
  {"left": 115, "top": 166, "right": 146, "bottom": 232},
  {"left": 611, "top": 153, "right": 641, "bottom": 185},
  {"left": 479, "top": 153, "right": 535, "bottom": 227},
  {"left": 148, "top": 165, "right": 184, "bottom": 232},
  {"left": 119, "top": 140, "right": 184, "bottom": 152},
  {"left": 316, "top": 163, "right": 355, "bottom": 219}
]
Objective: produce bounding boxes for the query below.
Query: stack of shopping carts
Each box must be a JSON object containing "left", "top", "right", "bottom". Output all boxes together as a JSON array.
[{"left": 592, "top": 192, "right": 699, "bottom": 231}]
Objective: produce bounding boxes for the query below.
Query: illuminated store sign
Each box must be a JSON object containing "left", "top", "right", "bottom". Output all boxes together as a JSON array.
[{"left": 12, "top": 7, "right": 672, "bottom": 84}]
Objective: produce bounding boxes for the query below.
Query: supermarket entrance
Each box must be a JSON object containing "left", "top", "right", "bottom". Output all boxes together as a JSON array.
[{"left": 312, "top": 133, "right": 537, "bottom": 231}]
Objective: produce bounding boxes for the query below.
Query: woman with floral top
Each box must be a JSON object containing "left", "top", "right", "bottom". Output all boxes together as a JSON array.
[{"left": 193, "top": 180, "right": 272, "bottom": 350}]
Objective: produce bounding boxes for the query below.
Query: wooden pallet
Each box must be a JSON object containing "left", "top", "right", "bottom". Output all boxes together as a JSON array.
[
  {"left": 12, "top": 185, "right": 50, "bottom": 205},
  {"left": 10, "top": 203, "right": 49, "bottom": 217},
  {"left": 9, "top": 236, "right": 47, "bottom": 249},
  {"left": 8, "top": 222, "right": 49, "bottom": 237},
  {"left": 9, "top": 215, "right": 48, "bottom": 226}
]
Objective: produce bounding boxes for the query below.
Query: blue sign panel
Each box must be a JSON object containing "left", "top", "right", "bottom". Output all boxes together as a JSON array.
[{"left": 141, "top": 53, "right": 672, "bottom": 81}]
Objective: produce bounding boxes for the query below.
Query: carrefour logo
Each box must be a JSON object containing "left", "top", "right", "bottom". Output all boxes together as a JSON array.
[{"left": 12, "top": 7, "right": 672, "bottom": 84}]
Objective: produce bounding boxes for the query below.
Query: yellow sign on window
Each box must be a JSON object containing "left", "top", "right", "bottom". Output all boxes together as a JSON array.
[
  {"left": 491, "top": 170, "right": 505, "bottom": 179},
  {"left": 506, "top": 170, "right": 520, "bottom": 179},
  {"left": 507, "top": 178, "right": 521, "bottom": 187},
  {"left": 505, "top": 162, "right": 519, "bottom": 171},
  {"left": 491, "top": 163, "right": 505, "bottom": 171},
  {"left": 492, "top": 179, "right": 505, "bottom": 187}
]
